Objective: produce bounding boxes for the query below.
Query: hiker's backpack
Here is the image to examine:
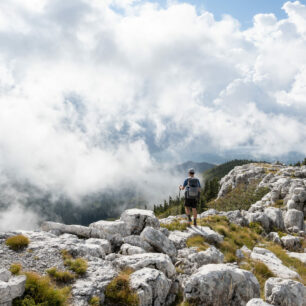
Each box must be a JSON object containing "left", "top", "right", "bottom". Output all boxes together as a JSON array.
[{"left": 186, "top": 178, "right": 199, "bottom": 199}]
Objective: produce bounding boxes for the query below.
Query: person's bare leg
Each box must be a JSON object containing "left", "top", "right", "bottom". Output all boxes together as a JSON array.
[
  {"left": 192, "top": 208, "right": 197, "bottom": 226},
  {"left": 185, "top": 206, "right": 191, "bottom": 224}
]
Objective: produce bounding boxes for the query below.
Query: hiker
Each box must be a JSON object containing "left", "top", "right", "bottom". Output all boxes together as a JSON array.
[{"left": 179, "top": 168, "right": 201, "bottom": 226}]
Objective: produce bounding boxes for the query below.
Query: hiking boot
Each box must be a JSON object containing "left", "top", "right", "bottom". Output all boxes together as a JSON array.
[
  {"left": 187, "top": 215, "right": 192, "bottom": 222},
  {"left": 193, "top": 219, "right": 197, "bottom": 227}
]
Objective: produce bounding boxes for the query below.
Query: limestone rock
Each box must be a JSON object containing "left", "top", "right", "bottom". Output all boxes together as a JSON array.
[
  {"left": 114, "top": 253, "right": 176, "bottom": 278},
  {"left": 286, "top": 252, "right": 306, "bottom": 264},
  {"left": 168, "top": 230, "right": 194, "bottom": 249},
  {"left": 265, "top": 277, "right": 306, "bottom": 306},
  {"left": 184, "top": 264, "right": 260, "bottom": 306},
  {"left": 186, "top": 226, "right": 223, "bottom": 244},
  {"left": 226, "top": 210, "right": 248, "bottom": 226},
  {"left": 281, "top": 235, "right": 301, "bottom": 251},
  {"left": 41, "top": 221, "right": 91, "bottom": 238},
  {"left": 264, "top": 207, "right": 285, "bottom": 231},
  {"left": 140, "top": 227, "right": 177, "bottom": 259},
  {"left": 120, "top": 243, "right": 146, "bottom": 255},
  {"left": 123, "top": 235, "right": 154, "bottom": 252},
  {"left": 247, "top": 212, "right": 270, "bottom": 232},
  {"left": 0, "top": 271, "right": 26, "bottom": 305},
  {"left": 89, "top": 220, "right": 129, "bottom": 237},
  {"left": 250, "top": 247, "right": 299, "bottom": 279},
  {"left": 188, "top": 246, "right": 224, "bottom": 268},
  {"left": 130, "top": 268, "right": 171, "bottom": 306},
  {"left": 85, "top": 238, "right": 111, "bottom": 255},
  {"left": 246, "top": 298, "right": 272, "bottom": 305},
  {"left": 284, "top": 209, "right": 304, "bottom": 231},
  {"left": 266, "top": 232, "right": 281, "bottom": 245},
  {"left": 120, "top": 209, "right": 159, "bottom": 235}
]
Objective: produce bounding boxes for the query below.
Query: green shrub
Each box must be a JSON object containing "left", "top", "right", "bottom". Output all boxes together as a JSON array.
[
  {"left": 6, "top": 235, "right": 30, "bottom": 251},
  {"left": 249, "top": 222, "right": 264, "bottom": 235},
  {"left": 89, "top": 296, "right": 100, "bottom": 305},
  {"left": 12, "top": 271, "right": 70, "bottom": 306},
  {"left": 61, "top": 250, "right": 88, "bottom": 276},
  {"left": 10, "top": 263, "right": 22, "bottom": 275},
  {"left": 46, "top": 267, "right": 75, "bottom": 283},
  {"left": 105, "top": 268, "right": 139, "bottom": 306}
]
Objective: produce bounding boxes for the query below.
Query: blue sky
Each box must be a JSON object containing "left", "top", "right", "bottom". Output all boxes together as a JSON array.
[{"left": 152, "top": 0, "right": 306, "bottom": 28}]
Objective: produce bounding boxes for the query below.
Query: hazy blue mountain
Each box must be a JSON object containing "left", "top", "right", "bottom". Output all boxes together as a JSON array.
[{"left": 176, "top": 161, "right": 216, "bottom": 174}]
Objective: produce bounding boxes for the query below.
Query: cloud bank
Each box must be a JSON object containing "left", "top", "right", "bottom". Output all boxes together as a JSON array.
[{"left": 0, "top": 0, "right": 306, "bottom": 228}]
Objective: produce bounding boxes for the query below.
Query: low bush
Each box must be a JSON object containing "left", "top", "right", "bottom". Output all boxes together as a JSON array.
[
  {"left": 104, "top": 268, "right": 139, "bottom": 306},
  {"left": 46, "top": 267, "right": 75, "bottom": 283},
  {"left": 10, "top": 263, "right": 22, "bottom": 275},
  {"left": 12, "top": 271, "right": 70, "bottom": 306},
  {"left": 6, "top": 235, "right": 30, "bottom": 251}
]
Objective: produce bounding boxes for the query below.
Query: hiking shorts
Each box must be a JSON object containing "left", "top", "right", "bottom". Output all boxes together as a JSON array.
[{"left": 185, "top": 198, "right": 197, "bottom": 209}]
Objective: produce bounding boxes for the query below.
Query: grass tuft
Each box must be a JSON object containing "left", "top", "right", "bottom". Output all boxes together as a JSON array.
[
  {"left": 46, "top": 267, "right": 75, "bottom": 283},
  {"left": 12, "top": 271, "right": 70, "bottom": 306},
  {"left": 105, "top": 268, "right": 139, "bottom": 306},
  {"left": 89, "top": 296, "right": 100, "bottom": 305},
  {"left": 6, "top": 235, "right": 30, "bottom": 251},
  {"left": 61, "top": 250, "right": 88, "bottom": 276},
  {"left": 10, "top": 263, "right": 22, "bottom": 275}
]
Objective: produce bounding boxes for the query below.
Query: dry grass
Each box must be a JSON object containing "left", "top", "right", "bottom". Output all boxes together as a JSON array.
[
  {"left": 186, "top": 235, "right": 210, "bottom": 252},
  {"left": 199, "top": 216, "right": 264, "bottom": 263},
  {"left": 5, "top": 235, "right": 30, "bottom": 251},
  {"left": 104, "top": 268, "right": 139, "bottom": 306},
  {"left": 266, "top": 243, "right": 306, "bottom": 285},
  {"left": 160, "top": 219, "right": 188, "bottom": 231},
  {"left": 89, "top": 296, "right": 100, "bottom": 305}
]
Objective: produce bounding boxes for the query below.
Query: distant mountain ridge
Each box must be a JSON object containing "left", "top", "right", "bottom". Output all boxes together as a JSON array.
[{"left": 176, "top": 161, "right": 215, "bottom": 174}]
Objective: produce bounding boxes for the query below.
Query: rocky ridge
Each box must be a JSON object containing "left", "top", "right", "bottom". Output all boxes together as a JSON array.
[{"left": 0, "top": 163, "right": 305, "bottom": 306}]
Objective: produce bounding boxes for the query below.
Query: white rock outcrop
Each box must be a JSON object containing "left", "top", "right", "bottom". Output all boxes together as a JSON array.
[
  {"left": 265, "top": 277, "right": 306, "bottom": 306},
  {"left": 184, "top": 264, "right": 260, "bottom": 306},
  {"left": 246, "top": 298, "right": 272, "bottom": 306},
  {"left": 250, "top": 247, "right": 300, "bottom": 279},
  {"left": 130, "top": 268, "right": 172, "bottom": 306},
  {"left": 120, "top": 209, "right": 160, "bottom": 235},
  {"left": 0, "top": 269, "right": 26, "bottom": 305}
]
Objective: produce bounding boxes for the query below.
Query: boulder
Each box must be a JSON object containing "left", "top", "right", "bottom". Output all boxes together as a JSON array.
[
  {"left": 0, "top": 272, "right": 26, "bottom": 305},
  {"left": 0, "top": 269, "right": 11, "bottom": 282},
  {"left": 247, "top": 212, "right": 270, "bottom": 232},
  {"left": 284, "top": 209, "right": 304, "bottom": 231},
  {"left": 140, "top": 227, "right": 177, "bottom": 259},
  {"left": 250, "top": 247, "right": 300, "bottom": 279},
  {"left": 186, "top": 226, "right": 223, "bottom": 244},
  {"left": 266, "top": 232, "right": 281, "bottom": 245},
  {"left": 246, "top": 298, "right": 272, "bottom": 305},
  {"left": 85, "top": 238, "right": 111, "bottom": 255},
  {"left": 41, "top": 221, "right": 91, "bottom": 238},
  {"left": 113, "top": 253, "right": 176, "bottom": 278},
  {"left": 200, "top": 209, "right": 220, "bottom": 218},
  {"left": 184, "top": 264, "right": 260, "bottom": 306},
  {"left": 69, "top": 243, "right": 105, "bottom": 259},
  {"left": 130, "top": 268, "right": 171, "bottom": 306},
  {"left": 120, "top": 209, "right": 159, "bottom": 235},
  {"left": 265, "top": 277, "right": 306, "bottom": 306},
  {"left": 226, "top": 210, "right": 248, "bottom": 226},
  {"left": 89, "top": 220, "right": 129, "bottom": 237},
  {"left": 264, "top": 207, "right": 285, "bottom": 231},
  {"left": 120, "top": 243, "right": 146, "bottom": 255},
  {"left": 188, "top": 246, "right": 224, "bottom": 268},
  {"left": 123, "top": 235, "right": 154, "bottom": 252},
  {"left": 286, "top": 252, "right": 306, "bottom": 264},
  {"left": 281, "top": 235, "right": 301, "bottom": 251},
  {"left": 168, "top": 230, "right": 194, "bottom": 249}
]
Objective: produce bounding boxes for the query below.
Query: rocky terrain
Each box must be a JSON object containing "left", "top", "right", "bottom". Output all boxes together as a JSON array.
[{"left": 0, "top": 163, "right": 305, "bottom": 306}]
